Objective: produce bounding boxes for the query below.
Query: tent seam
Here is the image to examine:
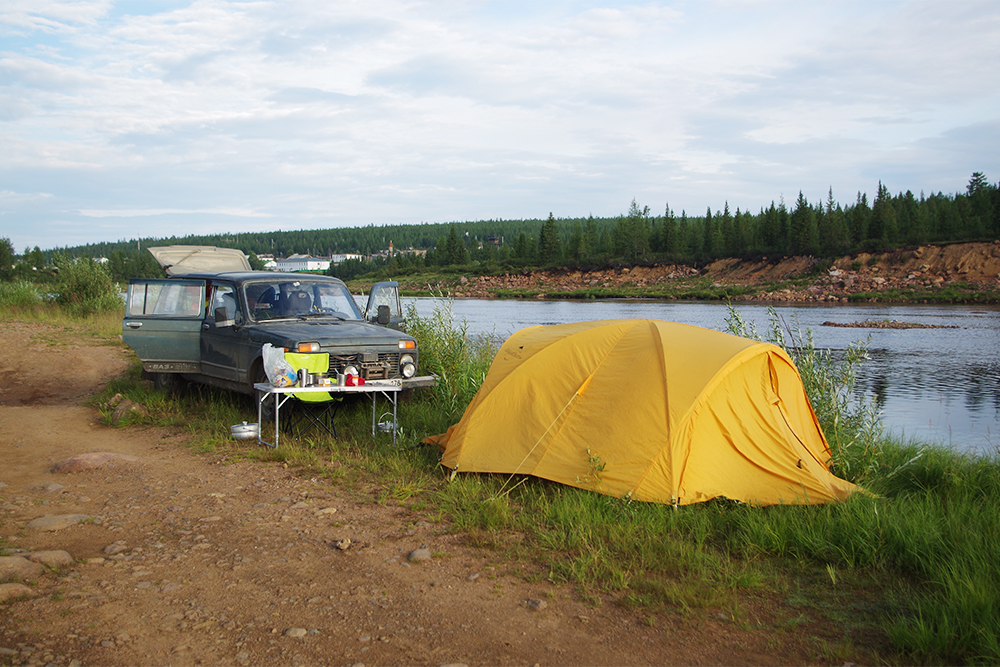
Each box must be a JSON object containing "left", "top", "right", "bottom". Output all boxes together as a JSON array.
[{"left": 628, "top": 320, "right": 672, "bottom": 501}]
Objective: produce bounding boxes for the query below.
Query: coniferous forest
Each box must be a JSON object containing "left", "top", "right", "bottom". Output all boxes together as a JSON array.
[{"left": 3, "top": 173, "right": 997, "bottom": 283}]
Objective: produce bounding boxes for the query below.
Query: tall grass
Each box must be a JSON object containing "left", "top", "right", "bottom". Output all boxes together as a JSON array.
[
  {"left": 0, "top": 280, "right": 44, "bottom": 309},
  {"left": 403, "top": 297, "right": 498, "bottom": 433},
  {"left": 722, "top": 305, "right": 1000, "bottom": 664},
  {"left": 0, "top": 279, "right": 125, "bottom": 340},
  {"left": 0, "top": 264, "right": 124, "bottom": 325}
]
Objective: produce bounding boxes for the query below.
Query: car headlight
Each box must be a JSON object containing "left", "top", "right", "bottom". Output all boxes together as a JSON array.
[{"left": 400, "top": 354, "right": 416, "bottom": 378}]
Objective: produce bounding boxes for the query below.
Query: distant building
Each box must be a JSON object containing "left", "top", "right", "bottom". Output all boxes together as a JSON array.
[
  {"left": 274, "top": 254, "right": 331, "bottom": 272},
  {"left": 255, "top": 253, "right": 277, "bottom": 270},
  {"left": 330, "top": 253, "right": 363, "bottom": 264}
]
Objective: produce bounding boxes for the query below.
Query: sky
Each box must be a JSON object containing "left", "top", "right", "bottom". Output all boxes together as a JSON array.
[{"left": 1, "top": 0, "right": 999, "bottom": 253}]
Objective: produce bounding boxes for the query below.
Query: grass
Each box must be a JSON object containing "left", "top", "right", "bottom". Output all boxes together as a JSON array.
[
  {"left": 0, "top": 280, "right": 125, "bottom": 340},
  {"left": 8, "top": 298, "right": 1000, "bottom": 664},
  {"left": 850, "top": 282, "right": 1000, "bottom": 304}
]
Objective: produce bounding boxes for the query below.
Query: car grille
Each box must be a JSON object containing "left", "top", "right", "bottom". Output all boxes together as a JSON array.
[{"left": 329, "top": 352, "right": 401, "bottom": 380}]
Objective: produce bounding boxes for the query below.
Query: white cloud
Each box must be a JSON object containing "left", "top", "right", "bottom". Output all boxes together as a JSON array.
[
  {"left": 77, "top": 206, "right": 273, "bottom": 218},
  {"left": 0, "top": 0, "right": 997, "bottom": 251},
  {"left": 0, "top": 0, "right": 112, "bottom": 32}
]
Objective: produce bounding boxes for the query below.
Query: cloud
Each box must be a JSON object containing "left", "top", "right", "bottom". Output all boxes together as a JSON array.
[
  {"left": 0, "top": 189, "right": 53, "bottom": 204},
  {"left": 77, "top": 206, "right": 274, "bottom": 218},
  {"left": 0, "top": 0, "right": 997, "bottom": 253},
  {"left": 0, "top": 0, "right": 112, "bottom": 33}
]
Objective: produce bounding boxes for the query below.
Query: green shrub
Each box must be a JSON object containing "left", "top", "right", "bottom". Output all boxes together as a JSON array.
[
  {"left": 53, "top": 254, "right": 124, "bottom": 316},
  {"left": 404, "top": 296, "right": 498, "bottom": 432}
]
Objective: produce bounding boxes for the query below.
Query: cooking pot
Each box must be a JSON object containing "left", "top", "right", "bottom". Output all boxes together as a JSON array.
[{"left": 230, "top": 422, "right": 259, "bottom": 441}]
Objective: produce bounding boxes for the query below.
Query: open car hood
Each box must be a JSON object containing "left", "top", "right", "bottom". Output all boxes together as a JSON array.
[{"left": 148, "top": 246, "right": 252, "bottom": 276}]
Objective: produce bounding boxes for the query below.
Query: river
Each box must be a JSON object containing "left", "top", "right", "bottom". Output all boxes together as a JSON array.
[{"left": 407, "top": 297, "right": 1000, "bottom": 455}]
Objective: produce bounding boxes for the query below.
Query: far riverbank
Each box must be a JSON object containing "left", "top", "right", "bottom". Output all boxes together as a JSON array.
[{"left": 367, "top": 241, "right": 1000, "bottom": 304}]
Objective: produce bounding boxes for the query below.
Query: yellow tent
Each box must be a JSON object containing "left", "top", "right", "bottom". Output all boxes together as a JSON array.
[{"left": 426, "top": 319, "right": 856, "bottom": 506}]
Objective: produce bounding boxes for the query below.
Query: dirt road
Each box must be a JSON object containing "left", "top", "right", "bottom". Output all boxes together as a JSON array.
[{"left": 0, "top": 321, "right": 844, "bottom": 666}]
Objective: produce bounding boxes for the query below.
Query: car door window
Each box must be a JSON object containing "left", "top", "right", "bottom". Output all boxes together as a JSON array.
[
  {"left": 364, "top": 281, "right": 404, "bottom": 328},
  {"left": 210, "top": 284, "right": 239, "bottom": 323},
  {"left": 128, "top": 281, "right": 204, "bottom": 317}
]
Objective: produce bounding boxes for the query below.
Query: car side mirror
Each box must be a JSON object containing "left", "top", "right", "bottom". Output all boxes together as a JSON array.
[
  {"left": 376, "top": 304, "right": 391, "bottom": 325},
  {"left": 214, "top": 306, "right": 234, "bottom": 327}
]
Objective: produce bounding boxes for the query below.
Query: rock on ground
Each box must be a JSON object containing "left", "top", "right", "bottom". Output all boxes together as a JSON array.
[
  {"left": 50, "top": 452, "right": 139, "bottom": 474},
  {"left": 26, "top": 550, "right": 74, "bottom": 567},
  {"left": 0, "top": 583, "right": 33, "bottom": 601},
  {"left": 0, "top": 556, "right": 44, "bottom": 581},
  {"left": 26, "top": 514, "right": 91, "bottom": 531}
]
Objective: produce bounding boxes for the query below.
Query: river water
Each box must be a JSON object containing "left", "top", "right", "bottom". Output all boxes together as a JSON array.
[{"left": 407, "top": 297, "right": 1000, "bottom": 455}]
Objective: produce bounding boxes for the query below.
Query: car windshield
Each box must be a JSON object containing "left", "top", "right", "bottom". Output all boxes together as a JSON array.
[{"left": 243, "top": 279, "right": 362, "bottom": 322}]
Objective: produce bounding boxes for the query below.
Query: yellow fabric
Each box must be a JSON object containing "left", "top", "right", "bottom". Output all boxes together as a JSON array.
[
  {"left": 283, "top": 352, "right": 332, "bottom": 403},
  {"left": 426, "top": 319, "right": 857, "bottom": 506}
]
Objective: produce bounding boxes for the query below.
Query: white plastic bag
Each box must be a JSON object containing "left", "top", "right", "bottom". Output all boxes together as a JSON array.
[{"left": 262, "top": 343, "right": 296, "bottom": 387}]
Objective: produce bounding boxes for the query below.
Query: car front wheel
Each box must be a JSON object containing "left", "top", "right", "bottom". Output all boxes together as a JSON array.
[{"left": 153, "top": 372, "right": 185, "bottom": 395}]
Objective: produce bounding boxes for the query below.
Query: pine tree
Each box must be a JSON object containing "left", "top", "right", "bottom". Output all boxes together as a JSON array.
[
  {"left": 442, "top": 225, "right": 468, "bottom": 265},
  {"left": 677, "top": 210, "right": 691, "bottom": 259},
  {"left": 0, "top": 237, "right": 14, "bottom": 280},
  {"left": 702, "top": 207, "right": 716, "bottom": 259},
  {"left": 871, "top": 181, "right": 897, "bottom": 248},
  {"left": 849, "top": 192, "right": 871, "bottom": 247},
  {"left": 818, "top": 188, "right": 847, "bottom": 256},
  {"left": 514, "top": 232, "right": 530, "bottom": 261},
  {"left": 615, "top": 199, "right": 650, "bottom": 262},
  {"left": 584, "top": 216, "right": 599, "bottom": 258},
  {"left": 967, "top": 172, "right": 994, "bottom": 238},
  {"left": 732, "top": 208, "right": 749, "bottom": 257},
  {"left": 538, "top": 213, "right": 562, "bottom": 265},
  {"left": 662, "top": 203, "right": 677, "bottom": 256},
  {"left": 720, "top": 202, "right": 735, "bottom": 257},
  {"left": 790, "top": 192, "right": 818, "bottom": 255}
]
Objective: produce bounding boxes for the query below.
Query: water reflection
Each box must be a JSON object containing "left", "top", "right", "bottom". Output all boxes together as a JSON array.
[{"left": 409, "top": 297, "right": 1000, "bottom": 454}]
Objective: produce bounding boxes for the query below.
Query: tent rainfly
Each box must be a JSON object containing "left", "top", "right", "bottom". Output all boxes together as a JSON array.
[{"left": 426, "top": 319, "right": 857, "bottom": 506}]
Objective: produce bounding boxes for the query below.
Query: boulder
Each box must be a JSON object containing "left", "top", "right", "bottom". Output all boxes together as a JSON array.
[
  {"left": 51, "top": 452, "right": 139, "bottom": 474},
  {"left": 0, "top": 583, "right": 33, "bottom": 602},
  {"left": 26, "top": 550, "right": 74, "bottom": 568},
  {"left": 0, "top": 556, "right": 44, "bottom": 582},
  {"left": 26, "top": 514, "right": 90, "bottom": 531},
  {"left": 408, "top": 548, "right": 432, "bottom": 563},
  {"left": 111, "top": 399, "right": 149, "bottom": 424}
]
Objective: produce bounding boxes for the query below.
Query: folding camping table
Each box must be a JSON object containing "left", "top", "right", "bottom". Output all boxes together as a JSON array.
[{"left": 253, "top": 380, "right": 402, "bottom": 448}]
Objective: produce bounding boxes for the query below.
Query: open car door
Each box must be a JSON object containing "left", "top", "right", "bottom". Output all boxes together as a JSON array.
[
  {"left": 122, "top": 279, "right": 206, "bottom": 373},
  {"left": 364, "top": 281, "right": 405, "bottom": 330}
]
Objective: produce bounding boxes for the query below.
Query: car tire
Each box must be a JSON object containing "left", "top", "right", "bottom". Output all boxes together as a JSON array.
[{"left": 153, "top": 372, "right": 185, "bottom": 395}]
